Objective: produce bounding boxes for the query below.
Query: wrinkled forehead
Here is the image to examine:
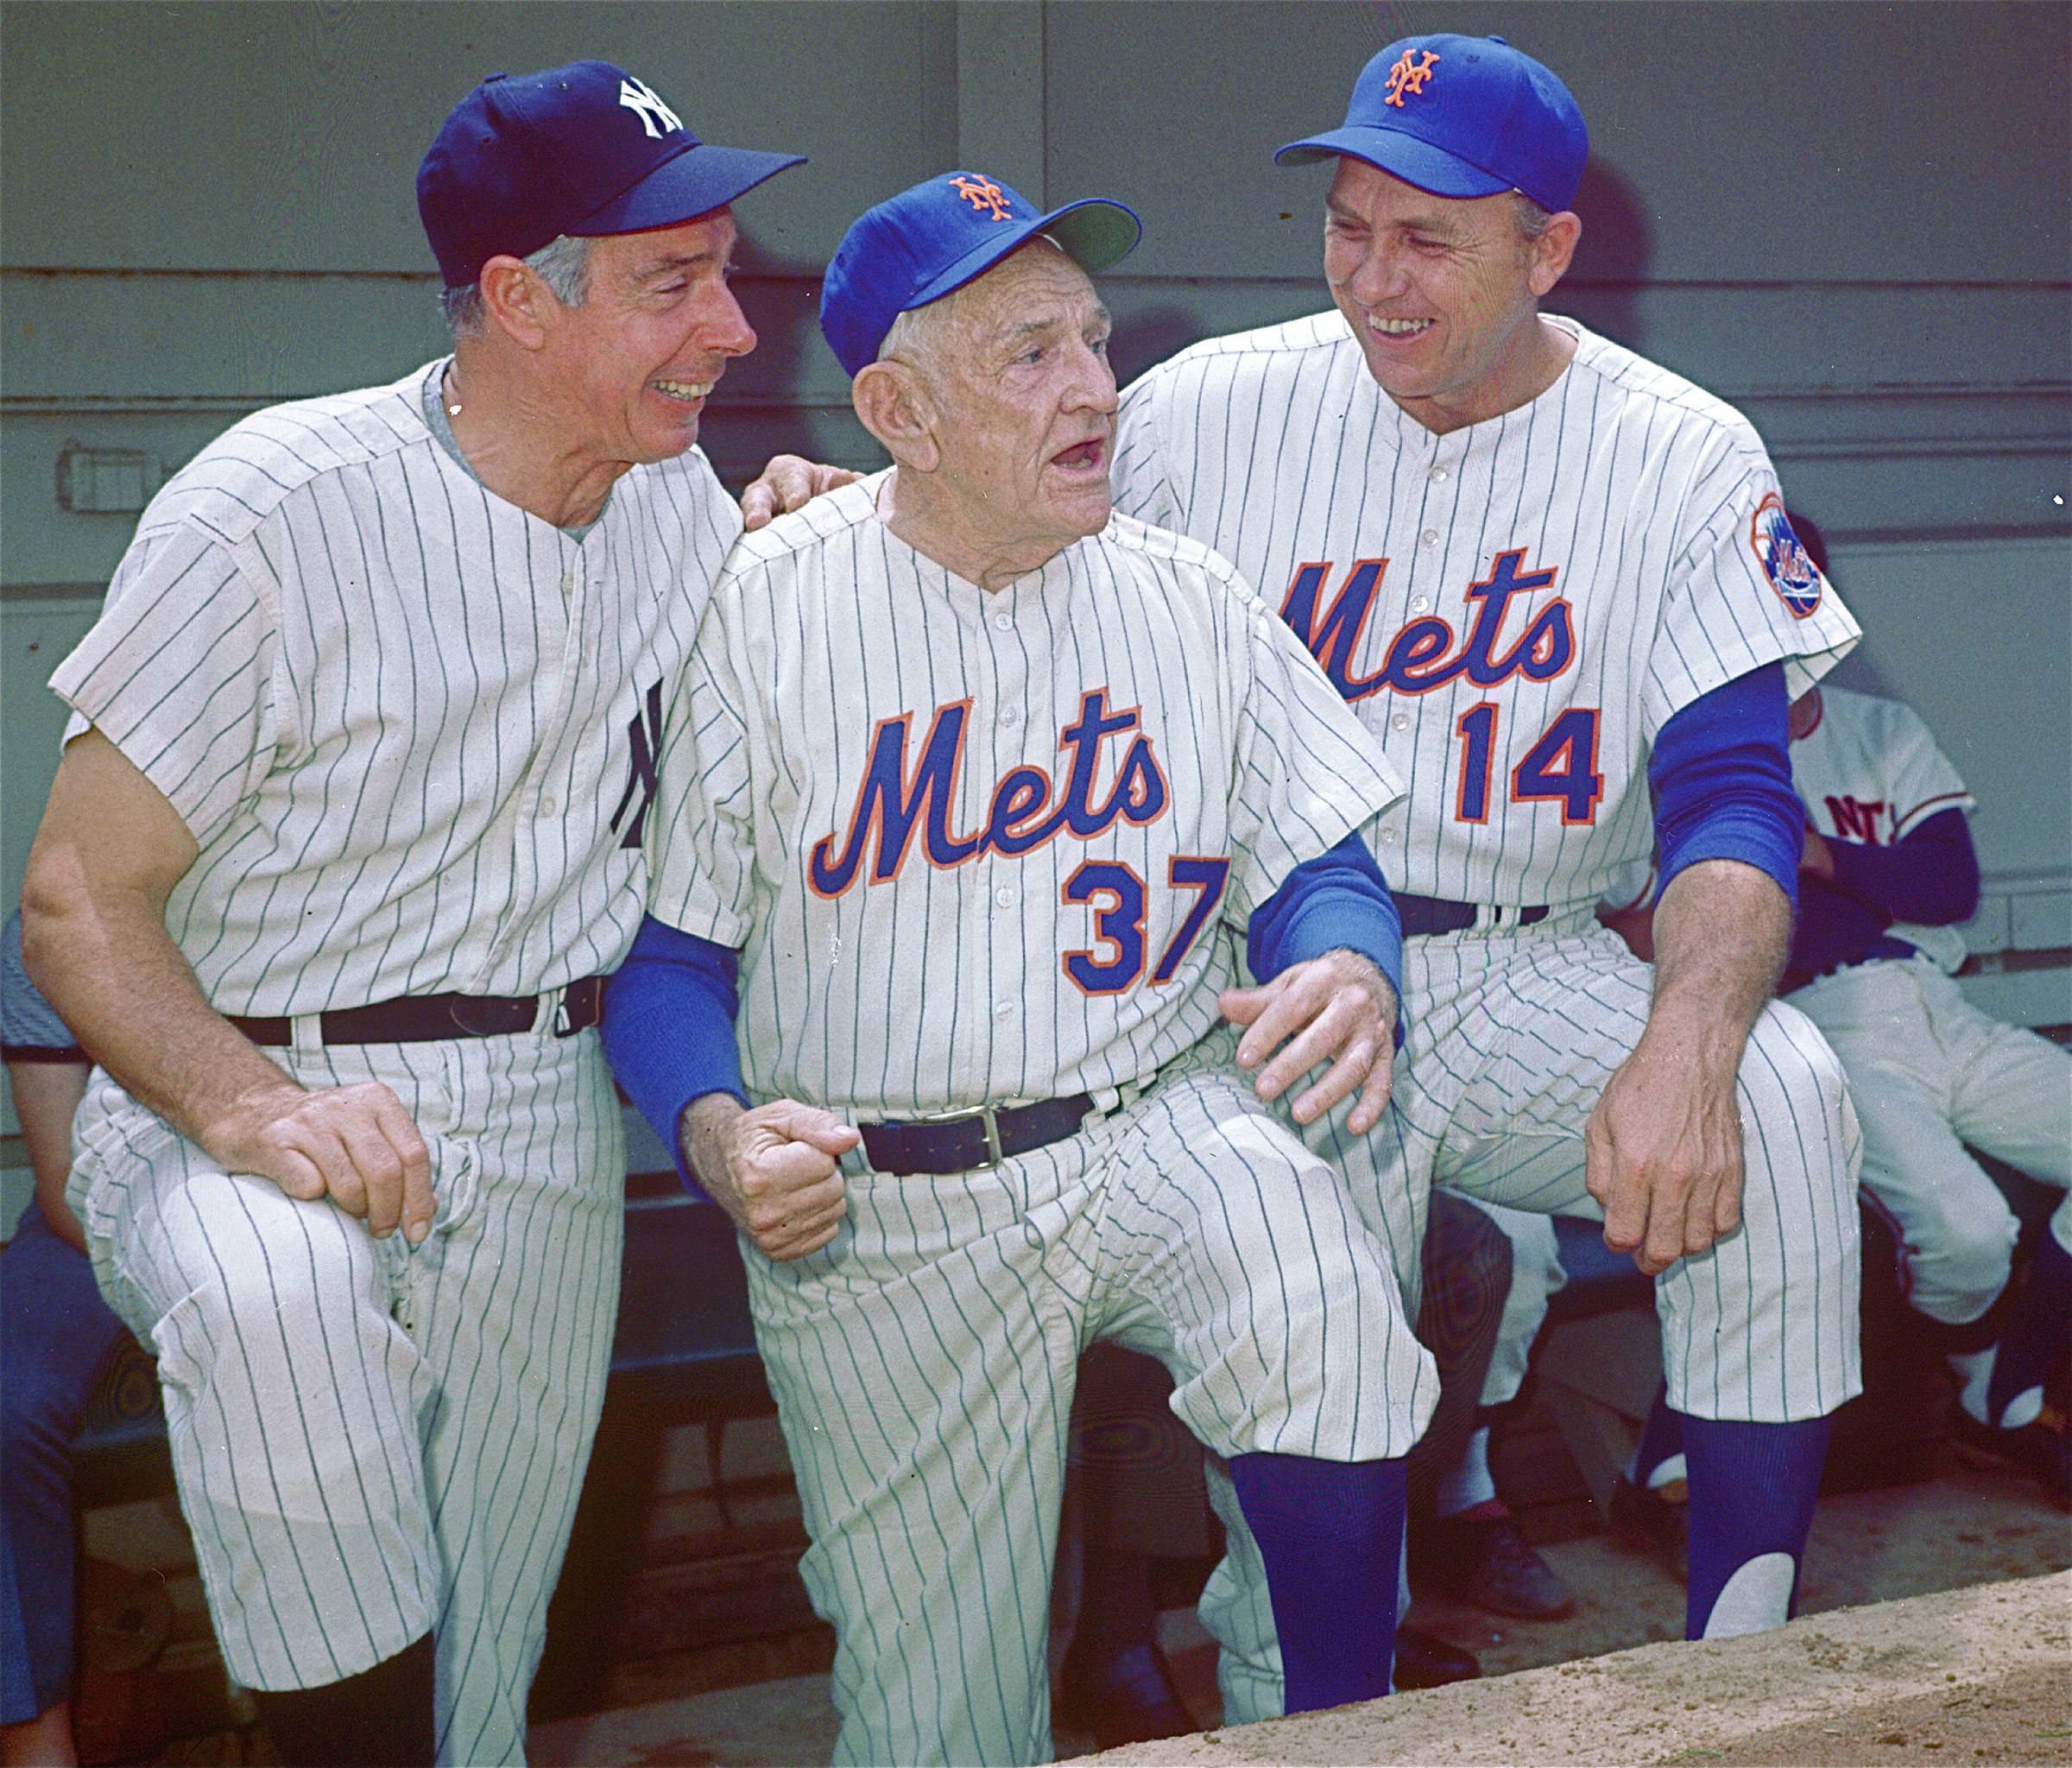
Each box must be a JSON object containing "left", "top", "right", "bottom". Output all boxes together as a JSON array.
[{"left": 949, "top": 239, "right": 1104, "bottom": 341}]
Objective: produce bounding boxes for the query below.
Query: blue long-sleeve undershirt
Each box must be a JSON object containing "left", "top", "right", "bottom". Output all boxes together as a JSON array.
[
  {"left": 1649, "top": 662, "right": 1802, "bottom": 912},
  {"left": 1788, "top": 806, "right": 1979, "bottom": 982}
]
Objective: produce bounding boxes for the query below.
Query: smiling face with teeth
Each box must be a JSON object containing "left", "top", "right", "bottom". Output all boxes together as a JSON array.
[
  {"left": 1322, "top": 157, "right": 1581, "bottom": 436},
  {"left": 540, "top": 208, "right": 758, "bottom": 472}
]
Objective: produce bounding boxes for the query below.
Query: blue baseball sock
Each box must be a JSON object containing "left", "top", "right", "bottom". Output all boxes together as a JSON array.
[
  {"left": 1629, "top": 1382, "right": 1686, "bottom": 1487},
  {"left": 1681, "top": 1412, "right": 1832, "bottom": 1639},
  {"left": 1228, "top": 1450, "right": 1405, "bottom": 1713},
  {"left": 1987, "top": 1230, "right": 2072, "bottom": 1430}
]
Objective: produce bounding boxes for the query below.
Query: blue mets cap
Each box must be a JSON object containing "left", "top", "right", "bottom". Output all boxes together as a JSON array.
[
  {"left": 417, "top": 60, "right": 805, "bottom": 289},
  {"left": 820, "top": 171, "right": 1141, "bottom": 379},
  {"left": 1275, "top": 35, "right": 1588, "bottom": 216}
]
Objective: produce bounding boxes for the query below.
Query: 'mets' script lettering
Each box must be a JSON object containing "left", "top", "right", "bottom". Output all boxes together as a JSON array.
[
  {"left": 1281, "top": 549, "right": 1576, "bottom": 701},
  {"left": 809, "top": 688, "right": 1170, "bottom": 898}
]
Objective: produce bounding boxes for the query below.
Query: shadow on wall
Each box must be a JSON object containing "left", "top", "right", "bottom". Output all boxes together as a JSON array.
[{"left": 1551, "top": 157, "right": 1654, "bottom": 352}]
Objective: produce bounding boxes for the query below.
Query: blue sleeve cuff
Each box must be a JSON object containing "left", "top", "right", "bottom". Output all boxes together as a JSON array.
[
  {"left": 601, "top": 915, "right": 748, "bottom": 1190},
  {"left": 1650, "top": 663, "right": 1802, "bottom": 912},
  {"left": 1246, "top": 834, "right": 1406, "bottom": 1044}
]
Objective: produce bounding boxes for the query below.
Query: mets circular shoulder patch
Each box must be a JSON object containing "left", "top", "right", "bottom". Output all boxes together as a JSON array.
[{"left": 1750, "top": 493, "right": 1822, "bottom": 618}]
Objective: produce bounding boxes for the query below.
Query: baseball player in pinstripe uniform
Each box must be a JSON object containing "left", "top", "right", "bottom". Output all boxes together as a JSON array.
[
  {"left": 21, "top": 63, "right": 801, "bottom": 1766},
  {"left": 1103, "top": 35, "right": 1868, "bottom": 1644},
  {"left": 1784, "top": 680, "right": 2070, "bottom": 1500},
  {"left": 607, "top": 174, "right": 1431, "bottom": 1765}
]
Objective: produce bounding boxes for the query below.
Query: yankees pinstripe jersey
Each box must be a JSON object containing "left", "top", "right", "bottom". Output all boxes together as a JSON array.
[
  {"left": 643, "top": 476, "right": 1405, "bottom": 1114},
  {"left": 48, "top": 359, "right": 736, "bottom": 1013},
  {"left": 1791, "top": 685, "right": 1976, "bottom": 974},
  {"left": 1113, "top": 313, "right": 1861, "bottom": 910}
]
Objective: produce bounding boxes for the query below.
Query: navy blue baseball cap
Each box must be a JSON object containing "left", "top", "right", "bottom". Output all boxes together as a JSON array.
[
  {"left": 820, "top": 172, "right": 1141, "bottom": 378},
  {"left": 418, "top": 60, "right": 805, "bottom": 289},
  {"left": 1276, "top": 35, "right": 1588, "bottom": 216}
]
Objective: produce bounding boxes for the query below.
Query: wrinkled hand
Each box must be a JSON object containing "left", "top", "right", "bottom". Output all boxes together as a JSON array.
[
  {"left": 1584, "top": 1024, "right": 1745, "bottom": 1275},
  {"left": 740, "top": 455, "right": 862, "bottom": 532},
  {"left": 684, "top": 1095, "right": 860, "bottom": 1260},
  {"left": 209, "top": 1080, "right": 434, "bottom": 1242},
  {"left": 1219, "top": 948, "right": 1397, "bottom": 1133}
]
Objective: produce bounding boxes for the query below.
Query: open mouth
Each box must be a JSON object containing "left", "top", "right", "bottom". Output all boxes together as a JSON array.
[
  {"left": 1370, "top": 317, "right": 1435, "bottom": 338},
  {"left": 1052, "top": 438, "right": 1106, "bottom": 470},
  {"left": 653, "top": 377, "right": 716, "bottom": 403}
]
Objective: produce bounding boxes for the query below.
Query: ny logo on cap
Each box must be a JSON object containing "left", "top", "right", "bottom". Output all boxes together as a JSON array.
[
  {"left": 618, "top": 75, "right": 683, "bottom": 138},
  {"left": 950, "top": 174, "right": 1014, "bottom": 221},
  {"left": 1384, "top": 49, "right": 1441, "bottom": 107}
]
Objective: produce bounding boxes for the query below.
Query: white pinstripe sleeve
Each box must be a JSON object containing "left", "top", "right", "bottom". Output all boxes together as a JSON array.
[
  {"left": 643, "top": 586, "right": 758, "bottom": 950},
  {"left": 1643, "top": 448, "right": 1860, "bottom": 737},
  {"left": 1112, "top": 372, "right": 1184, "bottom": 531},
  {"left": 50, "top": 519, "right": 281, "bottom": 846},
  {"left": 1221, "top": 579, "right": 1406, "bottom": 922}
]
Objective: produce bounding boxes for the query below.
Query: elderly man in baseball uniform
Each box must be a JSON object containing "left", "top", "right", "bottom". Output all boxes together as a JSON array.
[
  {"left": 1104, "top": 35, "right": 1867, "bottom": 1646},
  {"left": 606, "top": 172, "right": 1432, "bottom": 1765},
  {"left": 21, "top": 62, "right": 800, "bottom": 1767}
]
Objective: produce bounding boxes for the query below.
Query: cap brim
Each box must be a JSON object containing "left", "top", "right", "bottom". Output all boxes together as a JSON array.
[
  {"left": 906, "top": 195, "right": 1142, "bottom": 313},
  {"left": 576, "top": 142, "right": 806, "bottom": 237},
  {"left": 1274, "top": 127, "right": 1513, "bottom": 201}
]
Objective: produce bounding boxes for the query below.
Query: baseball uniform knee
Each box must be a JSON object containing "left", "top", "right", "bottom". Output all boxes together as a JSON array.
[
  {"left": 1906, "top": 1197, "right": 2019, "bottom": 1323},
  {"left": 1740, "top": 1005, "right": 1854, "bottom": 1197}
]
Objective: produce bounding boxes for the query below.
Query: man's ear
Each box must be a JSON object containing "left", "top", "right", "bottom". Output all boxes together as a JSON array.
[
  {"left": 1527, "top": 212, "right": 1582, "bottom": 298},
  {"left": 852, "top": 360, "right": 940, "bottom": 474},
  {"left": 478, "top": 256, "right": 553, "bottom": 351}
]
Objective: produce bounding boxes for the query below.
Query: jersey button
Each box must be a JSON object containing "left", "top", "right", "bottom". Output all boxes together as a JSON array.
[
  {"left": 1380, "top": 825, "right": 1399, "bottom": 844},
  {"left": 994, "top": 611, "right": 1014, "bottom": 630},
  {"left": 1419, "top": 529, "right": 1439, "bottom": 547},
  {"left": 1429, "top": 467, "right": 1449, "bottom": 483},
  {"left": 994, "top": 1001, "right": 1015, "bottom": 1020},
  {"left": 1411, "top": 597, "right": 1431, "bottom": 614},
  {"left": 540, "top": 795, "right": 559, "bottom": 815},
  {"left": 999, "top": 706, "right": 1020, "bottom": 726},
  {"left": 995, "top": 886, "right": 1017, "bottom": 908},
  {"left": 1391, "top": 713, "right": 1409, "bottom": 732}
]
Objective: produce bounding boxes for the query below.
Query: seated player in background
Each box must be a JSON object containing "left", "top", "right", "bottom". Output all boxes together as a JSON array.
[
  {"left": 2, "top": 910, "right": 128, "bottom": 1768},
  {"left": 607, "top": 173, "right": 1428, "bottom": 1765}
]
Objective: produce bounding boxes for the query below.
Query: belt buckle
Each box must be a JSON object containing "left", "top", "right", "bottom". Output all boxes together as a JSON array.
[
  {"left": 553, "top": 976, "right": 603, "bottom": 1038},
  {"left": 908, "top": 1103, "right": 1004, "bottom": 1169}
]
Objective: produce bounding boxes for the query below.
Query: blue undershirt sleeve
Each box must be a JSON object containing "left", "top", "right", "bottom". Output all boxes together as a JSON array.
[
  {"left": 1822, "top": 807, "right": 1980, "bottom": 926},
  {"left": 1649, "top": 662, "right": 1802, "bottom": 912},
  {"left": 1246, "top": 833, "right": 1406, "bottom": 1045},
  {"left": 602, "top": 914, "right": 749, "bottom": 1190}
]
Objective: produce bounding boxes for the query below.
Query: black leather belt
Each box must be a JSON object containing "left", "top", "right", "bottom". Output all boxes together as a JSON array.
[
  {"left": 1396, "top": 893, "right": 1549, "bottom": 938},
  {"left": 859, "top": 1095, "right": 1096, "bottom": 1176},
  {"left": 228, "top": 976, "right": 605, "bottom": 1046}
]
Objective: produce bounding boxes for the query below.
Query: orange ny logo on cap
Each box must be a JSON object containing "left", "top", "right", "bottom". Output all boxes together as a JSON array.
[
  {"left": 950, "top": 174, "right": 1014, "bottom": 220},
  {"left": 1384, "top": 49, "right": 1441, "bottom": 107}
]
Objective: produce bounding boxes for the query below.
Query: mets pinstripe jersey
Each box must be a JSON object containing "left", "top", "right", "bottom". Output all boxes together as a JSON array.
[
  {"left": 647, "top": 475, "right": 1405, "bottom": 1112},
  {"left": 47, "top": 358, "right": 736, "bottom": 1764},
  {"left": 1110, "top": 310, "right": 1865, "bottom": 1436},
  {"left": 1114, "top": 312, "right": 1863, "bottom": 909}
]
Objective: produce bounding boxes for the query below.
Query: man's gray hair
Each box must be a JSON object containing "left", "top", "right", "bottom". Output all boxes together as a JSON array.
[
  {"left": 1510, "top": 193, "right": 1556, "bottom": 244},
  {"left": 875, "top": 294, "right": 959, "bottom": 377},
  {"left": 439, "top": 233, "right": 595, "bottom": 336}
]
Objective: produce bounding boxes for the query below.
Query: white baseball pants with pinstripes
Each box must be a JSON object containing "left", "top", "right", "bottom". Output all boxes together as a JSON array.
[
  {"left": 66, "top": 1029, "right": 624, "bottom": 1768},
  {"left": 744, "top": 1059, "right": 1432, "bottom": 1767},
  {"left": 1292, "top": 912, "right": 1865, "bottom": 1432}
]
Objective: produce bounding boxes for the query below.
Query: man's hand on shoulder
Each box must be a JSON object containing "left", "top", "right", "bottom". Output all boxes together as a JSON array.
[
  {"left": 206, "top": 1077, "right": 435, "bottom": 1244},
  {"left": 1220, "top": 948, "right": 1397, "bottom": 1134},
  {"left": 740, "top": 456, "right": 860, "bottom": 532},
  {"left": 681, "top": 1093, "right": 860, "bottom": 1260}
]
